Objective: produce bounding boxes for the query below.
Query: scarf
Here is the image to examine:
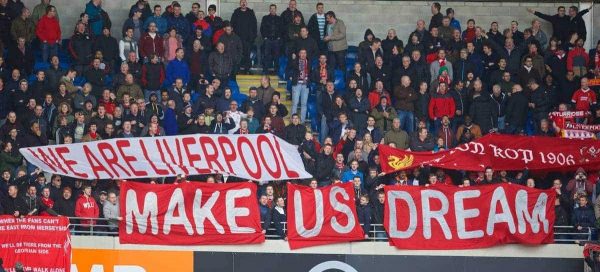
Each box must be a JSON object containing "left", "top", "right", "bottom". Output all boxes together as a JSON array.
[
  {"left": 595, "top": 51, "right": 600, "bottom": 70},
  {"left": 335, "top": 162, "right": 345, "bottom": 169},
  {"left": 319, "top": 64, "right": 328, "bottom": 81},
  {"left": 439, "top": 58, "right": 446, "bottom": 67}
]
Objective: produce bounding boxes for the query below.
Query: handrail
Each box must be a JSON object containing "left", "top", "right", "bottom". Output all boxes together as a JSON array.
[{"left": 66, "top": 217, "right": 593, "bottom": 243}]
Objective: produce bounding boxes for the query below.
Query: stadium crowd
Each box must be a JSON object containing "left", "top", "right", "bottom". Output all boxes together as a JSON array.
[{"left": 0, "top": 0, "right": 600, "bottom": 240}]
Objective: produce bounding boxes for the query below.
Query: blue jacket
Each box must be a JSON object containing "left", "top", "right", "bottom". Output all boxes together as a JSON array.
[
  {"left": 341, "top": 169, "right": 363, "bottom": 183},
  {"left": 572, "top": 205, "right": 596, "bottom": 228},
  {"left": 163, "top": 108, "right": 178, "bottom": 135},
  {"left": 167, "top": 14, "right": 191, "bottom": 41},
  {"left": 85, "top": 1, "right": 104, "bottom": 36},
  {"left": 166, "top": 58, "right": 190, "bottom": 86},
  {"left": 143, "top": 15, "right": 168, "bottom": 35}
]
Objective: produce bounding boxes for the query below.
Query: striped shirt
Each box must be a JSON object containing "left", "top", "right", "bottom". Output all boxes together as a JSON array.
[{"left": 317, "top": 14, "right": 326, "bottom": 39}]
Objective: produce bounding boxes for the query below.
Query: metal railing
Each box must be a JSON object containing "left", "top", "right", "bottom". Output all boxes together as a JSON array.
[{"left": 67, "top": 217, "right": 593, "bottom": 243}]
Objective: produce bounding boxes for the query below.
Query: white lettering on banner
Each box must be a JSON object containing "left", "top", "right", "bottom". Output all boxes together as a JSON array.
[
  {"left": 488, "top": 144, "right": 533, "bottom": 164},
  {"left": 329, "top": 187, "right": 356, "bottom": 234},
  {"left": 454, "top": 190, "right": 483, "bottom": 239},
  {"left": 192, "top": 189, "right": 224, "bottom": 234},
  {"left": 516, "top": 190, "right": 550, "bottom": 234},
  {"left": 486, "top": 187, "right": 516, "bottom": 235},
  {"left": 387, "top": 191, "right": 417, "bottom": 239},
  {"left": 225, "top": 188, "right": 256, "bottom": 234},
  {"left": 20, "top": 134, "right": 311, "bottom": 181},
  {"left": 163, "top": 188, "right": 193, "bottom": 235},
  {"left": 294, "top": 189, "right": 324, "bottom": 238},
  {"left": 455, "top": 141, "right": 485, "bottom": 155},
  {"left": 70, "top": 265, "right": 147, "bottom": 272},
  {"left": 421, "top": 190, "right": 452, "bottom": 240},
  {"left": 125, "top": 190, "right": 158, "bottom": 235}
]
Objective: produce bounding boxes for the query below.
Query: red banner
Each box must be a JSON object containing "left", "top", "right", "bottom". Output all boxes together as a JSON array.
[
  {"left": 119, "top": 181, "right": 265, "bottom": 245},
  {"left": 380, "top": 134, "right": 600, "bottom": 173},
  {"left": 286, "top": 182, "right": 365, "bottom": 249},
  {"left": 384, "top": 184, "right": 555, "bottom": 249},
  {"left": 0, "top": 216, "right": 71, "bottom": 271}
]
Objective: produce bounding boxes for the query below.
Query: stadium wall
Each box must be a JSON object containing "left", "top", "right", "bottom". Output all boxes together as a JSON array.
[
  {"left": 21, "top": 1, "right": 598, "bottom": 49},
  {"left": 70, "top": 236, "right": 583, "bottom": 272}
]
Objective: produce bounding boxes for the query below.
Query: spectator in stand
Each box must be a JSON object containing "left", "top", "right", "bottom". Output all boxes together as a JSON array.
[
  {"left": 123, "top": 7, "right": 144, "bottom": 42},
  {"left": 69, "top": 23, "right": 93, "bottom": 74},
  {"left": 504, "top": 84, "right": 529, "bottom": 134},
  {"left": 218, "top": 21, "right": 242, "bottom": 77},
  {"left": 527, "top": 6, "right": 570, "bottom": 44},
  {"left": 429, "top": 82, "right": 455, "bottom": 134},
  {"left": 32, "top": 0, "right": 58, "bottom": 25},
  {"left": 230, "top": 0, "right": 257, "bottom": 74},
  {"left": 261, "top": 4, "right": 282, "bottom": 73},
  {"left": 144, "top": 5, "right": 167, "bottom": 36},
  {"left": 572, "top": 195, "right": 595, "bottom": 233},
  {"left": 119, "top": 27, "right": 139, "bottom": 63},
  {"left": 1, "top": 185, "right": 26, "bottom": 217},
  {"left": 567, "top": 38, "right": 589, "bottom": 77},
  {"left": 141, "top": 54, "right": 165, "bottom": 101},
  {"left": 383, "top": 118, "right": 409, "bottom": 149},
  {"left": 35, "top": 5, "right": 60, "bottom": 63},
  {"left": 470, "top": 80, "right": 498, "bottom": 134},
  {"left": 129, "top": 0, "right": 151, "bottom": 22},
  {"left": 393, "top": 76, "right": 417, "bottom": 134},
  {"left": 166, "top": 3, "right": 190, "bottom": 42},
  {"left": 166, "top": 48, "right": 190, "bottom": 86},
  {"left": 163, "top": 27, "right": 183, "bottom": 62},
  {"left": 271, "top": 196, "right": 286, "bottom": 240},
  {"left": 7, "top": 37, "right": 33, "bottom": 75},
  {"left": 567, "top": 168, "right": 594, "bottom": 200},
  {"left": 571, "top": 77, "right": 597, "bottom": 115},
  {"left": 307, "top": 2, "right": 326, "bottom": 52},
  {"left": 287, "top": 49, "right": 311, "bottom": 123},
  {"left": 258, "top": 195, "right": 271, "bottom": 234},
  {"left": 205, "top": 4, "right": 223, "bottom": 33},
  {"left": 357, "top": 194, "right": 371, "bottom": 239},
  {"left": 85, "top": 0, "right": 105, "bottom": 37},
  {"left": 324, "top": 11, "right": 347, "bottom": 71},
  {"left": 208, "top": 42, "right": 233, "bottom": 87},
  {"left": 75, "top": 184, "right": 99, "bottom": 231},
  {"left": 10, "top": 7, "right": 35, "bottom": 44},
  {"left": 410, "top": 127, "right": 435, "bottom": 151}
]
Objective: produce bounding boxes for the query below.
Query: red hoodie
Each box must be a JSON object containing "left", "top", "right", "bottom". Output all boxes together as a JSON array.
[
  {"left": 75, "top": 195, "right": 99, "bottom": 226},
  {"left": 428, "top": 92, "right": 456, "bottom": 120},
  {"left": 36, "top": 15, "right": 61, "bottom": 45}
]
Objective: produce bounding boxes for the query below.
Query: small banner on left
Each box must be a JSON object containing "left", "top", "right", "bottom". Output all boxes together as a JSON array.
[{"left": 0, "top": 216, "right": 71, "bottom": 272}]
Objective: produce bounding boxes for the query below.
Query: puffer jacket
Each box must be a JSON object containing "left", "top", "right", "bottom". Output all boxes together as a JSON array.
[{"left": 469, "top": 94, "right": 498, "bottom": 134}]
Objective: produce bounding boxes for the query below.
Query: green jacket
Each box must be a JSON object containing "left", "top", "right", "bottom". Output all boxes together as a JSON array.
[
  {"left": 32, "top": 3, "right": 59, "bottom": 25},
  {"left": 11, "top": 17, "right": 36, "bottom": 43},
  {"left": 0, "top": 151, "right": 23, "bottom": 173}
]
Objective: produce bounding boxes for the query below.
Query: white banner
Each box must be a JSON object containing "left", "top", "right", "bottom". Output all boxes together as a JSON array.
[{"left": 20, "top": 134, "right": 311, "bottom": 181}]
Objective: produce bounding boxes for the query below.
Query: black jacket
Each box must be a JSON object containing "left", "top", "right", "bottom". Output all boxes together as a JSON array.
[
  {"left": 284, "top": 124, "right": 306, "bottom": 146},
  {"left": 69, "top": 32, "right": 94, "bottom": 65},
  {"left": 469, "top": 94, "right": 498, "bottom": 134},
  {"left": 7, "top": 44, "right": 34, "bottom": 74},
  {"left": 94, "top": 35, "right": 119, "bottom": 62},
  {"left": 292, "top": 36, "right": 319, "bottom": 61},
  {"left": 230, "top": 8, "right": 257, "bottom": 42},
  {"left": 382, "top": 37, "right": 404, "bottom": 61},
  {"left": 315, "top": 152, "right": 335, "bottom": 182},
  {"left": 505, "top": 91, "right": 529, "bottom": 128},
  {"left": 529, "top": 86, "right": 552, "bottom": 120},
  {"left": 54, "top": 197, "right": 75, "bottom": 217},
  {"left": 1, "top": 195, "right": 27, "bottom": 216},
  {"left": 568, "top": 8, "right": 589, "bottom": 41},
  {"left": 260, "top": 14, "right": 283, "bottom": 40},
  {"left": 534, "top": 12, "right": 571, "bottom": 43},
  {"left": 307, "top": 13, "right": 323, "bottom": 42}
]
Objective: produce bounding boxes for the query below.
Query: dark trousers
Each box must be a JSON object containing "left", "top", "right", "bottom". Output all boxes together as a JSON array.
[
  {"left": 262, "top": 39, "right": 281, "bottom": 71},
  {"left": 240, "top": 39, "right": 253, "bottom": 71},
  {"left": 329, "top": 50, "right": 347, "bottom": 71}
]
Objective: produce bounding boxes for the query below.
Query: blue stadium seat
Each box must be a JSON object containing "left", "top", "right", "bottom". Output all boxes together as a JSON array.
[
  {"left": 232, "top": 92, "right": 248, "bottom": 106},
  {"left": 347, "top": 46, "right": 359, "bottom": 54},
  {"left": 74, "top": 76, "right": 86, "bottom": 86},
  {"left": 334, "top": 69, "right": 345, "bottom": 91},
  {"left": 34, "top": 62, "right": 50, "bottom": 72},
  {"left": 307, "top": 102, "right": 318, "bottom": 132}
]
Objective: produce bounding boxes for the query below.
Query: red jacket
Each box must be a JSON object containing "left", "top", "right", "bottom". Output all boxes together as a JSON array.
[
  {"left": 36, "top": 15, "right": 61, "bottom": 45},
  {"left": 139, "top": 32, "right": 165, "bottom": 59},
  {"left": 75, "top": 195, "right": 100, "bottom": 226},
  {"left": 566, "top": 47, "right": 589, "bottom": 71},
  {"left": 428, "top": 92, "right": 456, "bottom": 120}
]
